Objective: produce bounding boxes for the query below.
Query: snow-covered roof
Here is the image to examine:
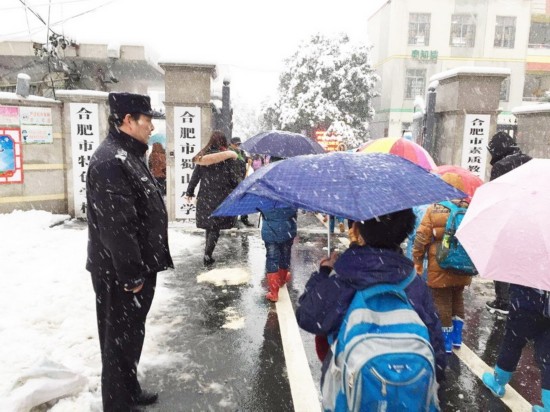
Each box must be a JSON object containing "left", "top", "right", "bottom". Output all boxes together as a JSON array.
[
  {"left": 430, "top": 67, "right": 511, "bottom": 82},
  {"left": 55, "top": 90, "right": 109, "bottom": 98},
  {"left": 511, "top": 103, "right": 550, "bottom": 115},
  {"left": 0, "top": 91, "right": 59, "bottom": 103}
]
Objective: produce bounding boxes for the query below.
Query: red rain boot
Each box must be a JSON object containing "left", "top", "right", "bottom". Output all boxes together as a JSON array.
[
  {"left": 266, "top": 273, "right": 280, "bottom": 302},
  {"left": 277, "top": 268, "right": 291, "bottom": 287}
]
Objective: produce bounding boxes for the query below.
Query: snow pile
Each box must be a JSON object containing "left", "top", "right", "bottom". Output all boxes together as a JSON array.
[
  {"left": 0, "top": 211, "right": 189, "bottom": 411},
  {"left": 196, "top": 267, "right": 251, "bottom": 286}
]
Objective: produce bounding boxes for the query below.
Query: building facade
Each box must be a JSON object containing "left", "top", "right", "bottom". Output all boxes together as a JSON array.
[{"left": 368, "top": 0, "right": 550, "bottom": 138}]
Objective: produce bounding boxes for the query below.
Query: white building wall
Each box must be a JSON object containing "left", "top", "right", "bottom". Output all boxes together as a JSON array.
[{"left": 368, "top": 0, "right": 539, "bottom": 137}]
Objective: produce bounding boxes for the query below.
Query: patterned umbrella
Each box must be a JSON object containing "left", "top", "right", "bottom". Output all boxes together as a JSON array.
[{"left": 357, "top": 137, "right": 437, "bottom": 171}]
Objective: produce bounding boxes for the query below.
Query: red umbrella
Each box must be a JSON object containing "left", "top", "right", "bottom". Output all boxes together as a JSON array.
[{"left": 434, "top": 165, "right": 484, "bottom": 200}]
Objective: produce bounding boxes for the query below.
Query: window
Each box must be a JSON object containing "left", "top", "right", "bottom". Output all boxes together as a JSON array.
[
  {"left": 494, "top": 16, "right": 516, "bottom": 48},
  {"left": 450, "top": 14, "right": 476, "bottom": 47},
  {"left": 500, "top": 78, "right": 510, "bottom": 101},
  {"left": 408, "top": 13, "right": 431, "bottom": 46},
  {"left": 405, "top": 69, "right": 426, "bottom": 99},
  {"left": 529, "top": 21, "right": 550, "bottom": 48}
]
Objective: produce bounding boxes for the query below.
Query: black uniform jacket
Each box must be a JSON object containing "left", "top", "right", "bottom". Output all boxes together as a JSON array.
[{"left": 86, "top": 127, "right": 173, "bottom": 289}]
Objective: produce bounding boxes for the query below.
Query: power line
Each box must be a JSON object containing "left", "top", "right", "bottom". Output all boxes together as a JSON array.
[
  {"left": 0, "top": 0, "right": 98, "bottom": 11},
  {"left": 1, "top": 0, "right": 116, "bottom": 40}
]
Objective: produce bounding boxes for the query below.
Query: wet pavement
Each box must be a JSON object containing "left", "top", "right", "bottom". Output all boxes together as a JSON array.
[{"left": 142, "top": 212, "right": 540, "bottom": 411}]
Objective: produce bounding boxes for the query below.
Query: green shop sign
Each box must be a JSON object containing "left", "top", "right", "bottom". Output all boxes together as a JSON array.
[{"left": 411, "top": 50, "right": 438, "bottom": 63}]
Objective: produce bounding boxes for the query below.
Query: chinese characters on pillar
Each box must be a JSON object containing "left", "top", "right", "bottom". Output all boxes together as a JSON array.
[
  {"left": 174, "top": 106, "right": 201, "bottom": 219},
  {"left": 461, "top": 114, "right": 489, "bottom": 179},
  {"left": 70, "top": 103, "right": 99, "bottom": 218}
]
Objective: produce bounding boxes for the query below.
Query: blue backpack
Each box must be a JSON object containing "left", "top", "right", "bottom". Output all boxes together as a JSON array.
[
  {"left": 321, "top": 272, "right": 440, "bottom": 412},
  {"left": 435, "top": 201, "right": 478, "bottom": 276}
]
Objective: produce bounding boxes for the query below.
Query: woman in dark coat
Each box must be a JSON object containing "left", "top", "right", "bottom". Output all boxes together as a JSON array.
[{"left": 184, "top": 131, "right": 240, "bottom": 265}]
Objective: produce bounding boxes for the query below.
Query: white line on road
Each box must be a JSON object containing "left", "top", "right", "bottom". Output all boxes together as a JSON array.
[
  {"left": 453, "top": 344, "right": 532, "bottom": 411},
  {"left": 276, "top": 285, "right": 322, "bottom": 412}
]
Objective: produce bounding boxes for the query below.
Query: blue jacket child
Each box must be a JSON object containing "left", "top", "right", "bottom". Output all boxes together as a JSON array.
[
  {"left": 296, "top": 209, "right": 447, "bottom": 384},
  {"left": 260, "top": 205, "right": 297, "bottom": 302}
]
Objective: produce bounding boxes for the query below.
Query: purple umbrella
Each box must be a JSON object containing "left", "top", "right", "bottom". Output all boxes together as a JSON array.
[{"left": 241, "top": 130, "right": 325, "bottom": 158}]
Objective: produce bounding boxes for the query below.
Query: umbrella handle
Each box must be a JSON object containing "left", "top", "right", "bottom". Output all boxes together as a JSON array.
[{"left": 327, "top": 221, "right": 331, "bottom": 257}]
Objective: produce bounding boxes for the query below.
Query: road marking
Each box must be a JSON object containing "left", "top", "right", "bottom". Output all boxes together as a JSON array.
[
  {"left": 454, "top": 345, "right": 532, "bottom": 411},
  {"left": 276, "top": 285, "right": 322, "bottom": 412}
]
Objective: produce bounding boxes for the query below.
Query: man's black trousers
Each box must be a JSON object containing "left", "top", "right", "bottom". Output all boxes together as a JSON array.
[{"left": 91, "top": 271, "right": 157, "bottom": 411}]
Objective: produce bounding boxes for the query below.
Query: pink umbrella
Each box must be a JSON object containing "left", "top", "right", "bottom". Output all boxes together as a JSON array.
[
  {"left": 456, "top": 159, "right": 550, "bottom": 291},
  {"left": 357, "top": 137, "right": 437, "bottom": 170}
]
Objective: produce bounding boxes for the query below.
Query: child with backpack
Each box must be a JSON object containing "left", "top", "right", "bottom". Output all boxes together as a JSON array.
[
  {"left": 296, "top": 209, "right": 446, "bottom": 411},
  {"left": 412, "top": 173, "right": 473, "bottom": 354}
]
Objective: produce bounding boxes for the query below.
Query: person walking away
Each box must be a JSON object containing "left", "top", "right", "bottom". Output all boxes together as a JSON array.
[
  {"left": 412, "top": 173, "right": 472, "bottom": 354},
  {"left": 296, "top": 209, "right": 446, "bottom": 409},
  {"left": 86, "top": 92, "right": 174, "bottom": 411},
  {"left": 185, "top": 131, "right": 240, "bottom": 265},
  {"left": 229, "top": 136, "right": 254, "bottom": 227},
  {"left": 485, "top": 131, "right": 532, "bottom": 315},
  {"left": 148, "top": 142, "right": 166, "bottom": 195},
  {"left": 258, "top": 158, "right": 297, "bottom": 301},
  {"left": 482, "top": 285, "right": 550, "bottom": 411}
]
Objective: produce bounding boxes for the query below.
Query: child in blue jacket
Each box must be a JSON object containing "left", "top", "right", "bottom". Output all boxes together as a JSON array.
[
  {"left": 259, "top": 157, "right": 297, "bottom": 302},
  {"left": 296, "top": 208, "right": 446, "bottom": 384}
]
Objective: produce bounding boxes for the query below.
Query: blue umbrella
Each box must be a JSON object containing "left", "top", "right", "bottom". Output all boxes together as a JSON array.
[
  {"left": 241, "top": 130, "right": 325, "bottom": 158},
  {"left": 213, "top": 162, "right": 292, "bottom": 216},
  {"left": 213, "top": 152, "right": 466, "bottom": 222}
]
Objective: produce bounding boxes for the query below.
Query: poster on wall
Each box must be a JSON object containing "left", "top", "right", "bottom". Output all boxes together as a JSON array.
[
  {"left": 70, "top": 103, "right": 100, "bottom": 218},
  {"left": 461, "top": 114, "right": 490, "bottom": 179},
  {"left": 0, "top": 128, "right": 23, "bottom": 184},
  {"left": 0, "top": 105, "right": 19, "bottom": 126},
  {"left": 174, "top": 106, "right": 201, "bottom": 220},
  {"left": 20, "top": 106, "right": 53, "bottom": 144}
]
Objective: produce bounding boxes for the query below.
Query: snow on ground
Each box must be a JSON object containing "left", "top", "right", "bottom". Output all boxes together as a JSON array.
[
  {"left": 0, "top": 210, "right": 201, "bottom": 411},
  {"left": 196, "top": 267, "right": 251, "bottom": 286}
]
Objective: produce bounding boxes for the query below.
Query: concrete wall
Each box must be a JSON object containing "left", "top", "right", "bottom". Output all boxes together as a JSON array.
[
  {"left": 512, "top": 103, "right": 550, "bottom": 158},
  {"left": 0, "top": 94, "right": 64, "bottom": 213}
]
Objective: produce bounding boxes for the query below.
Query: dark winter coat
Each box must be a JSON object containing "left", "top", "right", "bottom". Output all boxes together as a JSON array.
[
  {"left": 296, "top": 246, "right": 446, "bottom": 381},
  {"left": 510, "top": 284, "right": 550, "bottom": 317},
  {"left": 86, "top": 128, "right": 173, "bottom": 290},
  {"left": 488, "top": 132, "right": 532, "bottom": 181},
  {"left": 260, "top": 207, "right": 298, "bottom": 243},
  {"left": 185, "top": 148, "right": 240, "bottom": 230}
]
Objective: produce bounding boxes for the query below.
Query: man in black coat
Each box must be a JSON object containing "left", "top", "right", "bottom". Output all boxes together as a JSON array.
[
  {"left": 485, "top": 131, "right": 531, "bottom": 315},
  {"left": 86, "top": 92, "right": 173, "bottom": 411}
]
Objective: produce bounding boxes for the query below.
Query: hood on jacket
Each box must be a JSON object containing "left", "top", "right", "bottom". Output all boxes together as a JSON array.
[
  {"left": 333, "top": 246, "right": 414, "bottom": 290},
  {"left": 488, "top": 131, "right": 521, "bottom": 165}
]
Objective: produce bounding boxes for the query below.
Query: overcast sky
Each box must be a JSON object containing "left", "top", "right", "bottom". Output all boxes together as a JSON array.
[{"left": 1, "top": 0, "right": 385, "bottom": 105}]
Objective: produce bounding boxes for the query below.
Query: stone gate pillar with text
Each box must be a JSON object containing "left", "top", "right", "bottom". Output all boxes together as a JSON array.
[
  {"left": 159, "top": 62, "right": 217, "bottom": 221},
  {"left": 430, "top": 67, "right": 510, "bottom": 181}
]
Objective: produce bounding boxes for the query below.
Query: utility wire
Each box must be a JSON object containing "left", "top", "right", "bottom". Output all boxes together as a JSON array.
[
  {"left": 3, "top": 0, "right": 116, "bottom": 40},
  {"left": 1, "top": 0, "right": 96, "bottom": 11}
]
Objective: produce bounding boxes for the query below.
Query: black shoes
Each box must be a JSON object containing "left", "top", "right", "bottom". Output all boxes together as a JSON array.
[
  {"left": 485, "top": 300, "right": 509, "bottom": 315},
  {"left": 203, "top": 255, "right": 215, "bottom": 266},
  {"left": 135, "top": 390, "right": 158, "bottom": 406}
]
